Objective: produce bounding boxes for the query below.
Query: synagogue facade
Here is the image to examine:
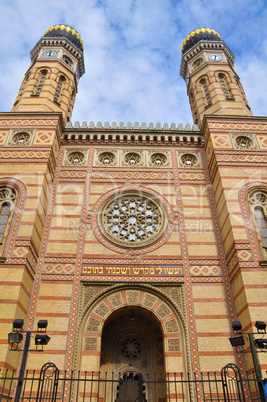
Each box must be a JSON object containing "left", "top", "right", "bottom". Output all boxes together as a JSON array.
[{"left": 0, "top": 25, "right": 266, "bottom": 401}]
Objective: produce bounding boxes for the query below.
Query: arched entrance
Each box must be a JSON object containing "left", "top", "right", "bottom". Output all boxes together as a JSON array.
[
  {"left": 100, "top": 307, "right": 164, "bottom": 401},
  {"left": 75, "top": 284, "right": 190, "bottom": 400}
]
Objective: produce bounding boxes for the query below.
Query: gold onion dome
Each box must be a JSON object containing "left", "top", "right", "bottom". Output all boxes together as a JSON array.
[
  {"left": 181, "top": 28, "right": 222, "bottom": 55},
  {"left": 43, "top": 24, "right": 84, "bottom": 51}
]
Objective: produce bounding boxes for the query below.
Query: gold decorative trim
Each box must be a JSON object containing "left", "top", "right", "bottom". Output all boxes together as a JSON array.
[
  {"left": 44, "top": 24, "right": 84, "bottom": 50},
  {"left": 181, "top": 28, "right": 222, "bottom": 54}
]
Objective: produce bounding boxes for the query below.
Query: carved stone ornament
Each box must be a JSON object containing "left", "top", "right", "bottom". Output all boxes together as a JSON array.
[
  {"left": 156, "top": 303, "right": 171, "bottom": 318},
  {"left": 84, "top": 337, "right": 97, "bottom": 351},
  {"left": 63, "top": 149, "right": 88, "bottom": 166},
  {"left": 177, "top": 151, "right": 202, "bottom": 168},
  {"left": 96, "top": 190, "right": 169, "bottom": 249},
  {"left": 126, "top": 291, "right": 140, "bottom": 304},
  {"left": 93, "top": 149, "right": 172, "bottom": 168},
  {"left": 86, "top": 318, "right": 101, "bottom": 332},
  {"left": 120, "top": 335, "right": 143, "bottom": 360},
  {"left": 165, "top": 319, "right": 179, "bottom": 333},
  {"left": 5, "top": 129, "right": 35, "bottom": 147},
  {"left": 230, "top": 133, "right": 259, "bottom": 151},
  {"left": 121, "top": 150, "right": 144, "bottom": 167},
  {"left": 94, "top": 149, "right": 119, "bottom": 167},
  {"left": 168, "top": 339, "right": 181, "bottom": 351},
  {"left": 147, "top": 150, "right": 172, "bottom": 168}
]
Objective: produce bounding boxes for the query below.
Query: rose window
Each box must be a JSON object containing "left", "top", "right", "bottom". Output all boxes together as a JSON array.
[
  {"left": 99, "top": 152, "right": 115, "bottom": 165},
  {"left": 124, "top": 152, "right": 141, "bottom": 165},
  {"left": 249, "top": 191, "right": 267, "bottom": 206},
  {"left": 120, "top": 336, "right": 142, "bottom": 360},
  {"left": 97, "top": 190, "right": 168, "bottom": 248},
  {"left": 181, "top": 153, "right": 197, "bottom": 167},
  {"left": 12, "top": 132, "right": 30, "bottom": 146},
  {"left": 68, "top": 151, "right": 85, "bottom": 165},
  {"left": 151, "top": 153, "right": 167, "bottom": 166},
  {"left": 0, "top": 188, "right": 16, "bottom": 203},
  {"left": 236, "top": 136, "right": 252, "bottom": 149}
]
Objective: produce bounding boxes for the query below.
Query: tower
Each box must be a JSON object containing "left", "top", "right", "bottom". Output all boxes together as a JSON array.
[
  {"left": 180, "top": 28, "right": 253, "bottom": 125},
  {"left": 181, "top": 28, "right": 267, "bottom": 385},
  {"left": 12, "top": 24, "right": 85, "bottom": 125}
]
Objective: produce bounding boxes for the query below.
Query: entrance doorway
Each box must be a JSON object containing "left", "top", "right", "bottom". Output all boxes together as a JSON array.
[{"left": 100, "top": 307, "right": 165, "bottom": 400}]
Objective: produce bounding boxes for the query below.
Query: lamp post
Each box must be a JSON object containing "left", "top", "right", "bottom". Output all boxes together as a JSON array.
[
  {"left": 8, "top": 319, "right": 50, "bottom": 402},
  {"left": 229, "top": 320, "right": 267, "bottom": 402}
]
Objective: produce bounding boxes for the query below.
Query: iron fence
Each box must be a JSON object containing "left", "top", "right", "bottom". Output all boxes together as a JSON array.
[{"left": 0, "top": 363, "right": 264, "bottom": 402}]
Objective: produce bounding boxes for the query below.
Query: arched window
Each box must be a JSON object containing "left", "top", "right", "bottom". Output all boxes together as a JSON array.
[
  {"left": 34, "top": 69, "right": 47, "bottom": 96},
  {"left": 249, "top": 190, "right": 267, "bottom": 259},
  {"left": 218, "top": 73, "right": 233, "bottom": 100},
  {"left": 54, "top": 75, "right": 66, "bottom": 103},
  {"left": 200, "top": 78, "right": 211, "bottom": 106},
  {"left": 0, "top": 187, "right": 16, "bottom": 244}
]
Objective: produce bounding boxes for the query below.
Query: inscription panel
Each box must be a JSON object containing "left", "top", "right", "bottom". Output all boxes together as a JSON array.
[{"left": 82, "top": 264, "right": 183, "bottom": 278}]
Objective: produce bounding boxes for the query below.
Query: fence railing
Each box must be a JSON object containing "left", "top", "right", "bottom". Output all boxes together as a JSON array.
[{"left": 0, "top": 366, "right": 264, "bottom": 402}]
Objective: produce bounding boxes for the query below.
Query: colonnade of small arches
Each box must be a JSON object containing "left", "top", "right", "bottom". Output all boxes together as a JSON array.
[{"left": 61, "top": 132, "right": 204, "bottom": 146}]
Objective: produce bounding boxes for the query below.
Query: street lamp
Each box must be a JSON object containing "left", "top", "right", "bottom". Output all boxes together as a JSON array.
[
  {"left": 8, "top": 318, "right": 50, "bottom": 402},
  {"left": 229, "top": 320, "right": 267, "bottom": 402}
]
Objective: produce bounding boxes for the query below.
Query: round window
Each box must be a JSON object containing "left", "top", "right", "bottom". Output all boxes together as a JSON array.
[{"left": 97, "top": 190, "right": 168, "bottom": 248}]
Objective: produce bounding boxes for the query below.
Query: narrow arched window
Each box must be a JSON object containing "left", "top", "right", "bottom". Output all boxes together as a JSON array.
[
  {"left": 249, "top": 190, "right": 267, "bottom": 259},
  {"left": 0, "top": 187, "right": 16, "bottom": 244},
  {"left": 200, "top": 78, "right": 211, "bottom": 106},
  {"left": 34, "top": 69, "right": 47, "bottom": 96},
  {"left": 218, "top": 73, "right": 232, "bottom": 100},
  {"left": 54, "top": 75, "right": 66, "bottom": 103}
]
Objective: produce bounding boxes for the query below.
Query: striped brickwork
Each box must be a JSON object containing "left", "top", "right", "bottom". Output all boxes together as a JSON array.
[
  {"left": 204, "top": 115, "right": 267, "bottom": 374},
  {"left": 12, "top": 49, "right": 77, "bottom": 126},
  {"left": 188, "top": 59, "right": 252, "bottom": 125},
  {"left": 0, "top": 113, "right": 61, "bottom": 370}
]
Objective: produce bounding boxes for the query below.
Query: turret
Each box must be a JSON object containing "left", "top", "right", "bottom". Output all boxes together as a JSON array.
[
  {"left": 180, "top": 28, "right": 252, "bottom": 126},
  {"left": 12, "top": 24, "right": 85, "bottom": 125}
]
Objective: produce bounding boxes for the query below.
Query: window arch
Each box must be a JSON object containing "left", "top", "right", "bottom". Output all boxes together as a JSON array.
[
  {"left": 249, "top": 189, "right": 267, "bottom": 259},
  {"left": 54, "top": 75, "right": 66, "bottom": 103},
  {"left": 218, "top": 73, "right": 233, "bottom": 100},
  {"left": 34, "top": 69, "right": 47, "bottom": 96},
  {"left": 0, "top": 187, "right": 16, "bottom": 245},
  {"left": 199, "top": 78, "right": 211, "bottom": 106}
]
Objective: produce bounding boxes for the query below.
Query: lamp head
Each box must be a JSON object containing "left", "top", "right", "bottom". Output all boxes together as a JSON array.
[
  {"left": 255, "top": 321, "right": 266, "bottom": 333},
  {"left": 232, "top": 321, "right": 242, "bottom": 332},
  {"left": 35, "top": 334, "right": 50, "bottom": 346},
  {"left": 254, "top": 339, "right": 267, "bottom": 349},
  {"left": 229, "top": 335, "right": 245, "bottom": 347},
  {"left": 8, "top": 332, "right": 23, "bottom": 345},
  {"left": 37, "top": 320, "right": 48, "bottom": 330},
  {"left": 13, "top": 319, "right": 24, "bottom": 331}
]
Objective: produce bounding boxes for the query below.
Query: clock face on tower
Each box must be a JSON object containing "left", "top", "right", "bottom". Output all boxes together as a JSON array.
[
  {"left": 42, "top": 50, "right": 58, "bottom": 58},
  {"left": 208, "top": 53, "right": 222, "bottom": 62}
]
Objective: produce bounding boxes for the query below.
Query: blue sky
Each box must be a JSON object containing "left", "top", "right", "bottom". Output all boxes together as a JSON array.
[{"left": 0, "top": 0, "right": 266, "bottom": 126}]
